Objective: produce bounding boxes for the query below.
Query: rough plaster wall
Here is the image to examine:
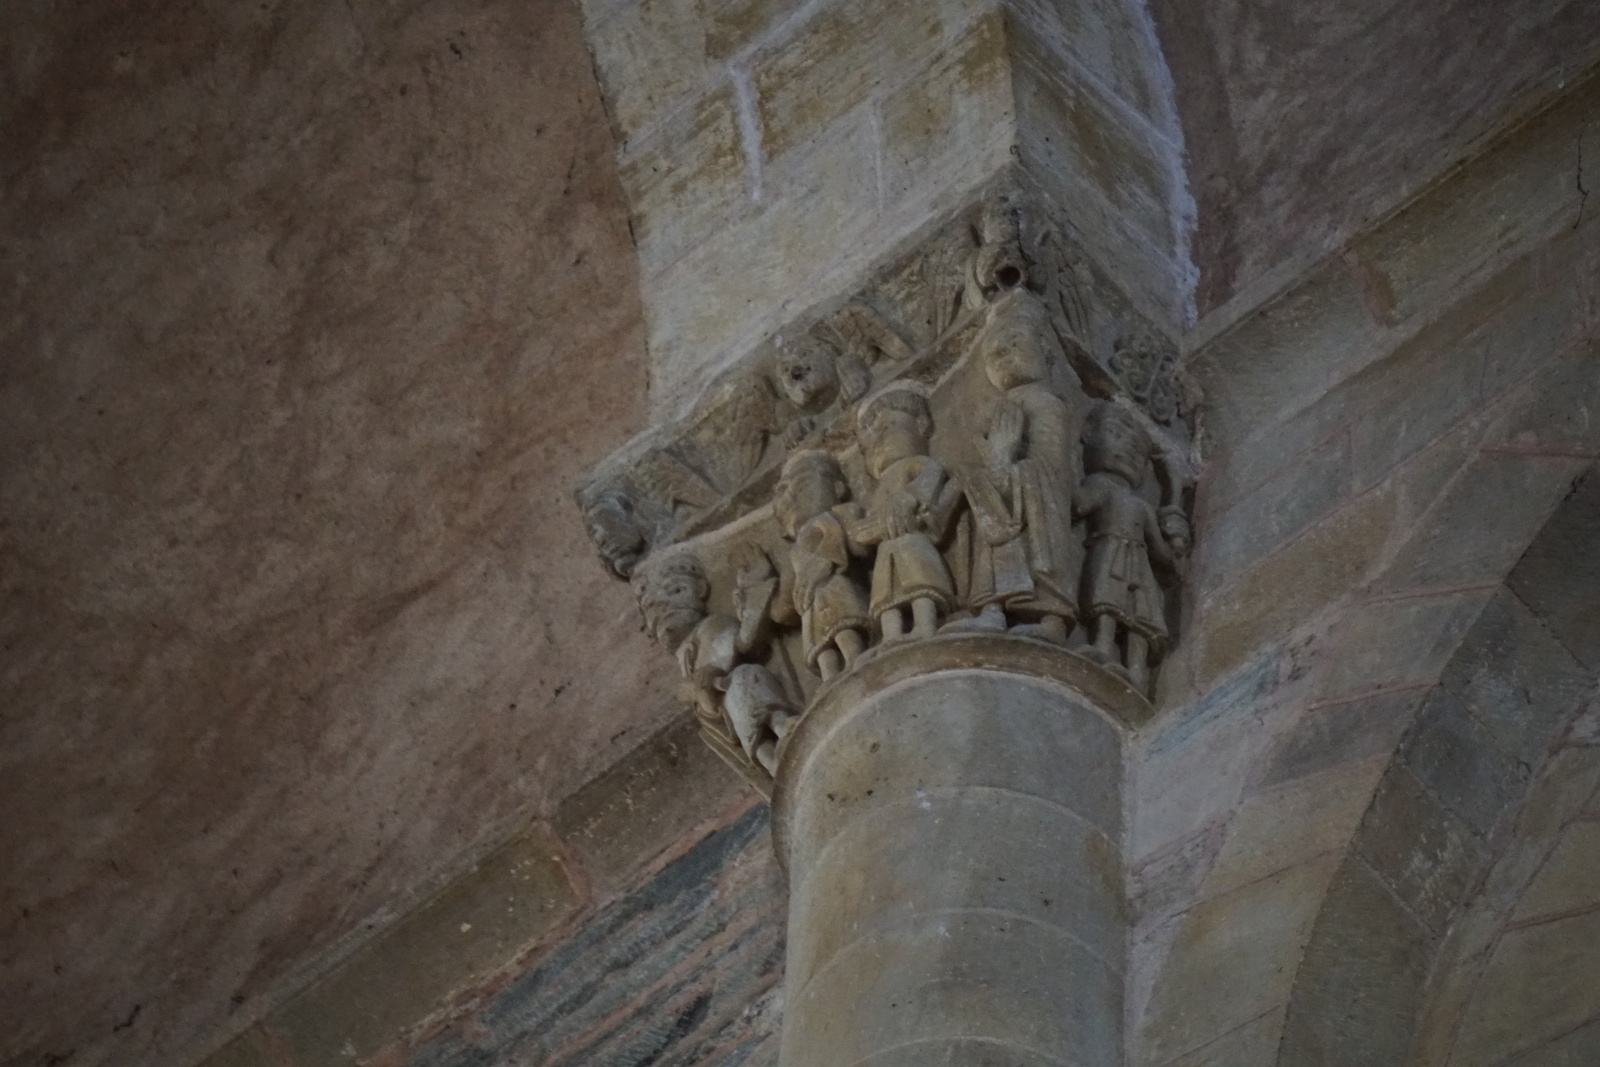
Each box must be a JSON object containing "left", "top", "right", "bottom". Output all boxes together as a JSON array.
[
  {"left": 0, "top": 1, "right": 669, "bottom": 1064},
  {"left": 1153, "top": 0, "right": 1600, "bottom": 319}
]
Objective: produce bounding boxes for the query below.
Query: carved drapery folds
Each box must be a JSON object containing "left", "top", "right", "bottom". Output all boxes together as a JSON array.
[{"left": 581, "top": 187, "right": 1196, "bottom": 794}]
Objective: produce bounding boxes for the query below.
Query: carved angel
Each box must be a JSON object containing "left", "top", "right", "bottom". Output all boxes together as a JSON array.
[{"left": 774, "top": 333, "right": 871, "bottom": 447}]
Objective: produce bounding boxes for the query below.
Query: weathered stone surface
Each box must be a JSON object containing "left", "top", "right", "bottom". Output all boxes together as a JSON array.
[
  {"left": 1513, "top": 820, "right": 1600, "bottom": 923},
  {"left": 1156, "top": 0, "right": 1599, "bottom": 314},
  {"left": 1012, "top": 13, "right": 1187, "bottom": 324},
  {"left": 1132, "top": 653, "right": 1301, "bottom": 861},
  {"left": 1403, "top": 689, "right": 1532, "bottom": 840},
  {"left": 1379, "top": 453, "right": 1584, "bottom": 592},
  {"left": 642, "top": 108, "right": 884, "bottom": 411},
  {"left": 583, "top": 0, "right": 716, "bottom": 140},
  {"left": 1493, "top": 340, "right": 1600, "bottom": 459},
  {"left": 554, "top": 714, "right": 753, "bottom": 900},
  {"left": 0, "top": 2, "right": 662, "bottom": 1064},
  {"left": 1192, "top": 255, "right": 1386, "bottom": 452},
  {"left": 878, "top": 12, "right": 1013, "bottom": 206},
  {"left": 752, "top": 0, "right": 971, "bottom": 161},
  {"left": 1202, "top": 755, "right": 1386, "bottom": 898},
  {"left": 1310, "top": 589, "right": 1490, "bottom": 704},
  {"left": 1507, "top": 1016, "right": 1600, "bottom": 1066},
  {"left": 1352, "top": 70, "right": 1598, "bottom": 325},
  {"left": 268, "top": 826, "right": 579, "bottom": 1066},
  {"left": 1154, "top": 1005, "right": 1285, "bottom": 1067},
  {"left": 1277, "top": 857, "right": 1432, "bottom": 1067},
  {"left": 1451, "top": 909, "right": 1600, "bottom": 1067},
  {"left": 1197, "top": 426, "right": 1349, "bottom": 596},
  {"left": 1254, "top": 687, "right": 1425, "bottom": 790},
  {"left": 1192, "top": 479, "right": 1397, "bottom": 689},
  {"left": 196, "top": 1028, "right": 276, "bottom": 1067},
  {"left": 1508, "top": 466, "right": 1600, "bottom": 670},
  {"left": 1346, "top": 256, "right": 1583, "bottom": 493},
  {"left": 1138, "top": 856, "right": 1337, "bottom": 1065},
  {"left": 1354, "top": 760, "right": 1485, "bottom": 935},
  {"left": 1439, "top": 589, "right": 1593, "bottom": 769},
  {"left": 399, "top": 807, "right": 785, "bottom": 1067},
  {"left": 621, "top": 85, "right": 751, "bottom": 278}
]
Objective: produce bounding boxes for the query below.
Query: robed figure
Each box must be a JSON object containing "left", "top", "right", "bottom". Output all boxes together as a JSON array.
[{"left": 958, "top": 290, "right": 1085, "bottom": 643}]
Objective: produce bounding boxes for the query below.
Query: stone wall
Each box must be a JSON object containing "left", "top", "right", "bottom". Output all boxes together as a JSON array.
[
  {"left": 1125, "top": 68, "right": 1600, "bottom": 1067},
  {"left": 580, "top": 0, "right": 1195, "bottom": 415},
  {"left": 200, "top": 718, "right": 779, "bottom": 1067},
  {"left": 0, "top": 2, "right": 673, "bottom": 1065}
]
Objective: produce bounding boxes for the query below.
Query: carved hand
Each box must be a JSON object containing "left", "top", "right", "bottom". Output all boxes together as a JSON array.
[{"left": 986, "top": 401, "right": 1025, "bottom": 465}]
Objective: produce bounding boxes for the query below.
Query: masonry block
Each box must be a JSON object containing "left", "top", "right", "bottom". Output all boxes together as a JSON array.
[
  {"left": 1138, "top": 856, "right": 1337, "bottom": 1066},
  {"left": 584, "top": 0, "right": 710, "bottom": 141},
  {"left": 752, "top": 0, "right": 977, "bottom": 161},
  {"left": 1002, "top": 0, "right": 1164, "bottom": 123},
  {"left": 399, "top": 808, "right": 785, "bottom": 1067},
  {"left": 879, "top": 11, "right": 1013, "bottom": 206},
  {"left": 1254, "top": 687, "right": 1425, "bottom": 790},
  {"left": 1193, "top": 256, "right": 1385, "bottom": 453},
  {"left": 1276, "top": 857, "right": 1432, "bottom": 1067},
  {"left": 1154, "top": 1005, "right": 1285, "bottom": 1067},
  {"left": 1193, "top": 479, "right": 1398, "bottom": 690},
  {"left": 1310, "top": 589, "right": 1489, "bottom": 704},
  {"left": 1514, "top": 821, "right": 1600, "bottom": 924},
  {"left": 1493, "top": 339, "right": 1600, "bottom": 459},
  {"left": 644, "top": 109, "right": 881, "bottom": 411},
  {"left": 622, "top": 85, "right": 751, "bottom": 278},
  {"left": 1378, "top": 451, "right": 1585, "bottom": 592},
  {"left": 1354, "top": 759, "right": 1485, "bottom": 935},
  {"left": 1351, "top": 69, "right": 1599, "bottom": 326},
  {"left": 1198, "top": 427, "right": 1349, "bottom": 597},
  {"left": 1202, "top": 755, "right": 1386, "bottom": 899},
  {"left": 266, "top": 826, "right": 578, "bottom": 1066},
  {"left": 1507, "top": 466, "right": 1600, "bottom": 670},
  {"left": 553, "top": 713, "right": 753, "bottom": 900},
  {"left": 1451, "top": 910, "right": 1600, "bottom": 1067},
  {"left": 1439, "top": 589, "right": 1593, "bottom": 769}
]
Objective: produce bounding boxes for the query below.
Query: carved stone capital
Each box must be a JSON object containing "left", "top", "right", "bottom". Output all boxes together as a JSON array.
[{"left": 582, "top": 181, "right": 1198, "bottom": 793}]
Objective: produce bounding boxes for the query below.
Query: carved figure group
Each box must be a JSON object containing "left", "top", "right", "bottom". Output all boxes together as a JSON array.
[
  {"left": 634, "top": 553, "right": 796, "bottom": 776},
  {"left": 618, "top": 199, "right": 1199, "bottom": 791}
]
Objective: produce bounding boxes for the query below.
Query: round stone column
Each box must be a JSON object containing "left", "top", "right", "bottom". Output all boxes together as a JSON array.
[{"left": 772, "top": 634, "right": 1148, "bottom": 1067}]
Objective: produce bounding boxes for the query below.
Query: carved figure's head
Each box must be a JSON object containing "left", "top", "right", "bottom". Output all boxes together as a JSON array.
[
  {"left": 775, "top": 336, "right": 841, "bottom": 411},
  {"left": 857, "top": 382, "right": 933, "bottom": 477},
  {"left": 632, "top": 553, "right": 709, "bottom": 650},
  {"left": 578, "top": 481, "right": 647, "bottom": 579},
  {"left": 774, "top": 450, "right": 848, "bottom": 537},
  {"left": 969, "top": 197, "right": 1027, "bottom": 302},
  {"left": 1084, "top": 402, "right": 1152, "bottom": 487},
  {"left": 976, "top": 290, "right": 1053, "bottom": 391}
]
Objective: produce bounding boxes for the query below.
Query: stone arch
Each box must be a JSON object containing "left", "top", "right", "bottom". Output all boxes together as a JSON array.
[{"left": 1275, "top": 467, "right": 1600, "bottom": 1065}]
